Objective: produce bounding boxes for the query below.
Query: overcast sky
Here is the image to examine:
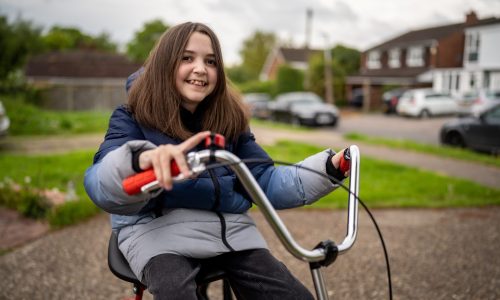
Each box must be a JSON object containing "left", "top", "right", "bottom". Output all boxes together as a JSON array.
[{"left": 2, "top": 0, "right": 499, "bottom": 65}]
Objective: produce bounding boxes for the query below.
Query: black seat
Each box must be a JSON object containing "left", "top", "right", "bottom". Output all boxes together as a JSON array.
[{"left": 107, "top": 231, "right": 232, "bottom": 299}]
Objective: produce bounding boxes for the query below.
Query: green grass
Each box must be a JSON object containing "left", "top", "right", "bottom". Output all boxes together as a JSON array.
[
  {"left": 250, "top": 118, "right": 311, "bottom": 131},
  {"left": 1, "top": 140, "right": 499, "bottom": 229},
  {"left": 0, "top": 150, "right": 100, "bottom": 227},
  {"left": 263, "top": 140, "right": 500, "bottom": 208},
  {"left": 2, "top": 93, "right": 111, "bottom": 136},
  {"left": 344, "top": 132, "right": 500, "bottom": 168}
]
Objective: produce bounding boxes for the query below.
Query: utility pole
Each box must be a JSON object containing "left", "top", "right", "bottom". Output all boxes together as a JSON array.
[
  {"left": 305, "top": 8, "right": 313, "bottom": 48},
  {"left": 322, "top": 33, "right": 334, "bottom": 105}
]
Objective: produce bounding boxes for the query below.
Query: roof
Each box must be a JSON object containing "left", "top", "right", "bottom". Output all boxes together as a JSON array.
[
  {"left": 279, "top": 47, "right": 322, "bottom": 63},
  {"left": 367, "top": 17, "right": 499, "bottom": 52},
  {"left": 24, "top": 50, "right": 142, "bottom": 78}
]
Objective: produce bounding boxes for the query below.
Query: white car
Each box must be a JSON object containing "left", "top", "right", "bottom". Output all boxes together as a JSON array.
[
  {"left": 0, "top": 100, "right": 10, "bottom": 136},
  {"left": 455, "top": 89, "right": 500, "bottom": 116},
  {"left": 396, "top": 88, "right": 458, "bottom": 118}
]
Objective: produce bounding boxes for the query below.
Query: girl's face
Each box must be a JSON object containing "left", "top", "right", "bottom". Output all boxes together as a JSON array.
[{"left": 176, "top": 32, "right": 218, "bottom": 113}]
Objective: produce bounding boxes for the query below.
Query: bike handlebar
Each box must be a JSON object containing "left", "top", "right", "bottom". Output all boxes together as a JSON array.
[{"left": 122, "top": 146, "right": 360, "bottom": 260}]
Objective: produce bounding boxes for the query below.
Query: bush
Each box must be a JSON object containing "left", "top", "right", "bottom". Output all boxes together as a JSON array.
[
  {"left": 0, "top": 179, "right": 51, "bottom": 219},
  {"left": 276, "top": 65, "right": 304, "bottom": 94}
]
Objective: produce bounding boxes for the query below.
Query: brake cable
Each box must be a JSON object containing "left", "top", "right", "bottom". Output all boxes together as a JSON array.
[{"left": 203, "top": 157, "right": 393, "bottom": 300}]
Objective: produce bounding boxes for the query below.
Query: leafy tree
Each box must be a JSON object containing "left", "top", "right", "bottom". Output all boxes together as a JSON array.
[
  {"left": 126, "top": 19, "right": 169, "bottom": 63},
  {"left": 42, "top": 26, "right": 117, "bottom": 52},
  {"left": 276, "top": 64, "right": 304, "bottom": 94},
  {"left": 239, "top": 31, "right": 276, "bottom": 80},
  {"left": 331, "top": 44, "right": 360, "bottom": 75},
  {"left": 307, "top": 45, "right": 360, "bottom": 104},
  {"left": 0, "top": 15, "right": 44, "bottom": 81}
]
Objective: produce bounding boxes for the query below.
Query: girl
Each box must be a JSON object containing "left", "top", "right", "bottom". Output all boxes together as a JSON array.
[{"left": 84, "top": 22, "right": 348, "bottom": 300}]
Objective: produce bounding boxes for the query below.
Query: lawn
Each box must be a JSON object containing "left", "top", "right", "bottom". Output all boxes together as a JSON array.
[{"left": 1, "top": 140, "right": 499, "bottom": 228}]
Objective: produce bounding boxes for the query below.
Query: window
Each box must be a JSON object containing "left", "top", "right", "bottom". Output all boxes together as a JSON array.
[
  {"left": 466, "top": 32, "right": 480, "bottom": 62},
  {"left": 367, "top": 50, "right": 381, "bottom": 69},
  {"left": 406, "top": 46, "right": 424, "bottom": 67},
  {"left": 388, "top": 48, "right": 400, "bottom": 68}
]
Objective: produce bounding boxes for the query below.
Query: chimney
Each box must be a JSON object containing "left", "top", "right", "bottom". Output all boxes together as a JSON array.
[{"left": 465, "top": 11, "right": 478, "bottom": 25}]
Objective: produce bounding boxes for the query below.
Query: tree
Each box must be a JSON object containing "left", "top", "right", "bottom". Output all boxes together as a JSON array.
[
  {"left": 239, "top": 31, "right": 276, "bottom": 80},
  {"left": 126, "top": 19, "right": 169, "bottom": 63},
  {"left": 276, "top": 65, "right": 304, "bottom": 94},
  {"left": 307, "top": 44, "right": 360, "bottom": 104},
  {"left": 42, "top": 26, "right": 117, "bottom": 52},
  {"left": 0, "top": 15, "right": 43, "bottom": 81}
]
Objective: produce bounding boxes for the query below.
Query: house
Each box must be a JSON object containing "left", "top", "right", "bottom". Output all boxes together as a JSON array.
[
  {"left": 433, "top": 17, "right": 500, "bottom": 94},
  {"left": 346, "top": 11, "right": 498, "bottom": 109},
  {"left": 259, "top": 47, "right": 322, "bottom": 81},
  {"left": 24, "top": 50, "right": 142, "bottom": 111}
]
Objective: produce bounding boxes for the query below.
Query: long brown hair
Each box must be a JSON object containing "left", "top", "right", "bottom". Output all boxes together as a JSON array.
[{"left": 128, "top": 22, "right": 249, "bottom": 141}]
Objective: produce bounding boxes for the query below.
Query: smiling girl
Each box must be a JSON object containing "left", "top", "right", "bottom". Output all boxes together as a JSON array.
[{"left": 85, "top": 22, "right": 348, "bottom": 299}]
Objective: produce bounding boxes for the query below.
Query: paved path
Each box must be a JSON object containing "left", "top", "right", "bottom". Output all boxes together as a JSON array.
[{"left": 1, "top": 207, "right": 499, "bottom": 299}]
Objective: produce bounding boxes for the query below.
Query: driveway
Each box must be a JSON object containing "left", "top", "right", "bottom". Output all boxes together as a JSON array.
[
  {"left": 1, "top": 207, "right": 499, "bottom": 299},
  {"left": 335, "top": 112, "right": 455, "bottom": 145}
]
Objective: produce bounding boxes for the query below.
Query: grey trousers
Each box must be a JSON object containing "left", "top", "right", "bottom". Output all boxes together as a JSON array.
[{"left": 142, "top": 249, "right": 314, "bottom": 300}]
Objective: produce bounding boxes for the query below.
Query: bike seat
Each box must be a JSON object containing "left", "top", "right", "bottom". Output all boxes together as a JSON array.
[{"left": 107, "top": 231, "right": 227, "bottom": 286}]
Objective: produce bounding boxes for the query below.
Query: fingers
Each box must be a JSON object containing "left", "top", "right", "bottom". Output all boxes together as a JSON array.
[
  {"left": 331, "top": 148, "right": 350, "bottom": 178},
  {"left": 141, "top": 131, "right": 211, "bottom": 190}
]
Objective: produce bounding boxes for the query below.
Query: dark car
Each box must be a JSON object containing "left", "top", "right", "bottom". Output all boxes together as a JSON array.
[
  {"left": 348, "top": 88, "right": 364, "bottom": 108},
  {"left": 270, "top": 92, "right": 339, "bottom": 127},
  {"left": 243, "top": 93, "right": 272, "bottom": 119},
  {"left": 440, "top": 103, "right": 500, "bottom": 154},
  {"left": 382, "top": 88, "right": 407, "bottom": 114}
]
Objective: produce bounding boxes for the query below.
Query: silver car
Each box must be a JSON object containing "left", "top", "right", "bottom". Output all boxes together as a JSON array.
[
  {"left": 0, "top": 100, "right": 10, "bottom": 136},
  {"left": 270, "top": 92, "right": 339, "bottom": 127},
  {"left": 455, "top": 89, "right": 500, "bottom": 116}
]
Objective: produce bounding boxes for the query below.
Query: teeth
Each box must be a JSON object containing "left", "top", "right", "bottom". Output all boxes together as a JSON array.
[{"left": 188, "top": 80, "right": 206, "bottom": 86}]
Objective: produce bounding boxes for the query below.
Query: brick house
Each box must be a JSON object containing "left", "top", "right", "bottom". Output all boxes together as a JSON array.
[
  {"left": 346, "top": 11, "right": 498, "bottom": 110},
  {"left": 24, "top": 50, "right": 142, "bottom": 111},
  {"left": 259, "top": 47, "right": 322, "bottom": 81}
]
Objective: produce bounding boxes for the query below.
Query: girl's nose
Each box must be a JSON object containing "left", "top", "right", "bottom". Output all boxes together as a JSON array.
[{"left": 193, "top": 59, "right": 207, "bottom": 74}]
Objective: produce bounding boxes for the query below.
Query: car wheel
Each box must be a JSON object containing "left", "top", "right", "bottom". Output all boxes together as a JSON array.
[
  {"left": 419, "top": 109, "right": 431, "bottom": 118},
  {"left": 291, "top": 116, "right": 301, "bottom": 126},
  {"left": 446, "top": 132, "right": 465, "bottom": 148}
]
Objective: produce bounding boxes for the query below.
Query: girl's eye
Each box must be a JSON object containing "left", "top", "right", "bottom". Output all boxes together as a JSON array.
[
  {"left": 182, "top": 56, "right": 193, "bottom": 62},
  {"left": 206, "top": 59, "right": 216, "bottom": 66}
]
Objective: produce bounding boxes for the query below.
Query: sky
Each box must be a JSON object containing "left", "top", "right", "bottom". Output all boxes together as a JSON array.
[{"left": 1, "top": 0, "right": 499, "bottom": 65}]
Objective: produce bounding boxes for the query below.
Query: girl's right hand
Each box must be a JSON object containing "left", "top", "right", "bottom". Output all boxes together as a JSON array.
[{"left": 138, "top": 131, "right": 211, "bottom": 190}]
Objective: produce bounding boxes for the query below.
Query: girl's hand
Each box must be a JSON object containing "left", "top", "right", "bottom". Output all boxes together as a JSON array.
[
  {"left": 138, "top": 131, "right": 211, "bottom": 190},
  {"left": 331, "top": 148, "right": 351, "bottom": 178}
]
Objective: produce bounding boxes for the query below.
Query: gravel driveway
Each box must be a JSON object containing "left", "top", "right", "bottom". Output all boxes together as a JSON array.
[{"left": 1, "top": 207, "right": 499, "bottom": 300}]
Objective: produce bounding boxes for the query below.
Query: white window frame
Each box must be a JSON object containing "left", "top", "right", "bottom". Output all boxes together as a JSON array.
[
  {"left": 465, "top": 32, "right": 480, "bottom": 63},
  {"left": 406, "top": 46, "right": 424, "bottom": 67},
  {"left": 388, "top": 48, "right": 400, "bottom": 68},
  {"left": 367, "top": 50, "right": 381, "bottom": 69}
]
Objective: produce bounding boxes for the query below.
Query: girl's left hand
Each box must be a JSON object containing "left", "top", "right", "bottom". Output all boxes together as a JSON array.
[{"left": 331, "top": 149, "right": 350, "bottom": 178}]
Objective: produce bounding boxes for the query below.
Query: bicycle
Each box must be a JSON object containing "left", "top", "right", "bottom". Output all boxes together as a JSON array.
[{"left": 110, "top": 134, "right": 361, "bottom": 300}]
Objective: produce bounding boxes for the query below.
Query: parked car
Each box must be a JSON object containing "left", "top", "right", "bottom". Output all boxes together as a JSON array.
[
  {"left": 348, "top": 88, "right": 364, "bottom": 108},
  {"left": 382, "top": 88, "right": 407, "bottom": 114},
  {"left": 440, "top": 103, "right": 500, "bottom": 154},
  {"left": 455, "top": 89, "right": 500, "bottom": 116},
  {"left": 270, "top": 92, "right": 339, "bottom": 127},
  {"left": 0, "top": 100, "right": 10, "bottom": 137},
  {"left": 243, "top": 93, "right": 272, "bottom": 119},
  {"left": 396, "top": 88, "right": 458, "bottom": 118}
]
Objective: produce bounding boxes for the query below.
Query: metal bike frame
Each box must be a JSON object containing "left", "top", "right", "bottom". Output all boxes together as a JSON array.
[{"left": 189, "top": 145, "right": 361, "bottom": 300}]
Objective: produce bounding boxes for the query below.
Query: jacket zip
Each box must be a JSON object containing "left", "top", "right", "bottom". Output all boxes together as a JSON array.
[{"left": 208, "top": 170, "right": 235, "bottom": 251}]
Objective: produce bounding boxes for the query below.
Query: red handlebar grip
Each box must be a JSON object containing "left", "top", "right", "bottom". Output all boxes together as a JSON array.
[
  {"left": 339, "top": 148, "right": 351, "bottom": 174},
  {"left": 122, "top": 161, "right": 181, "bottom": 195}
]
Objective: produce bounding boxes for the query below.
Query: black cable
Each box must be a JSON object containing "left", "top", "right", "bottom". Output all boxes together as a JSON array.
[{"left": 204, "top": 157, "right": 393, "bottom": 300}]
